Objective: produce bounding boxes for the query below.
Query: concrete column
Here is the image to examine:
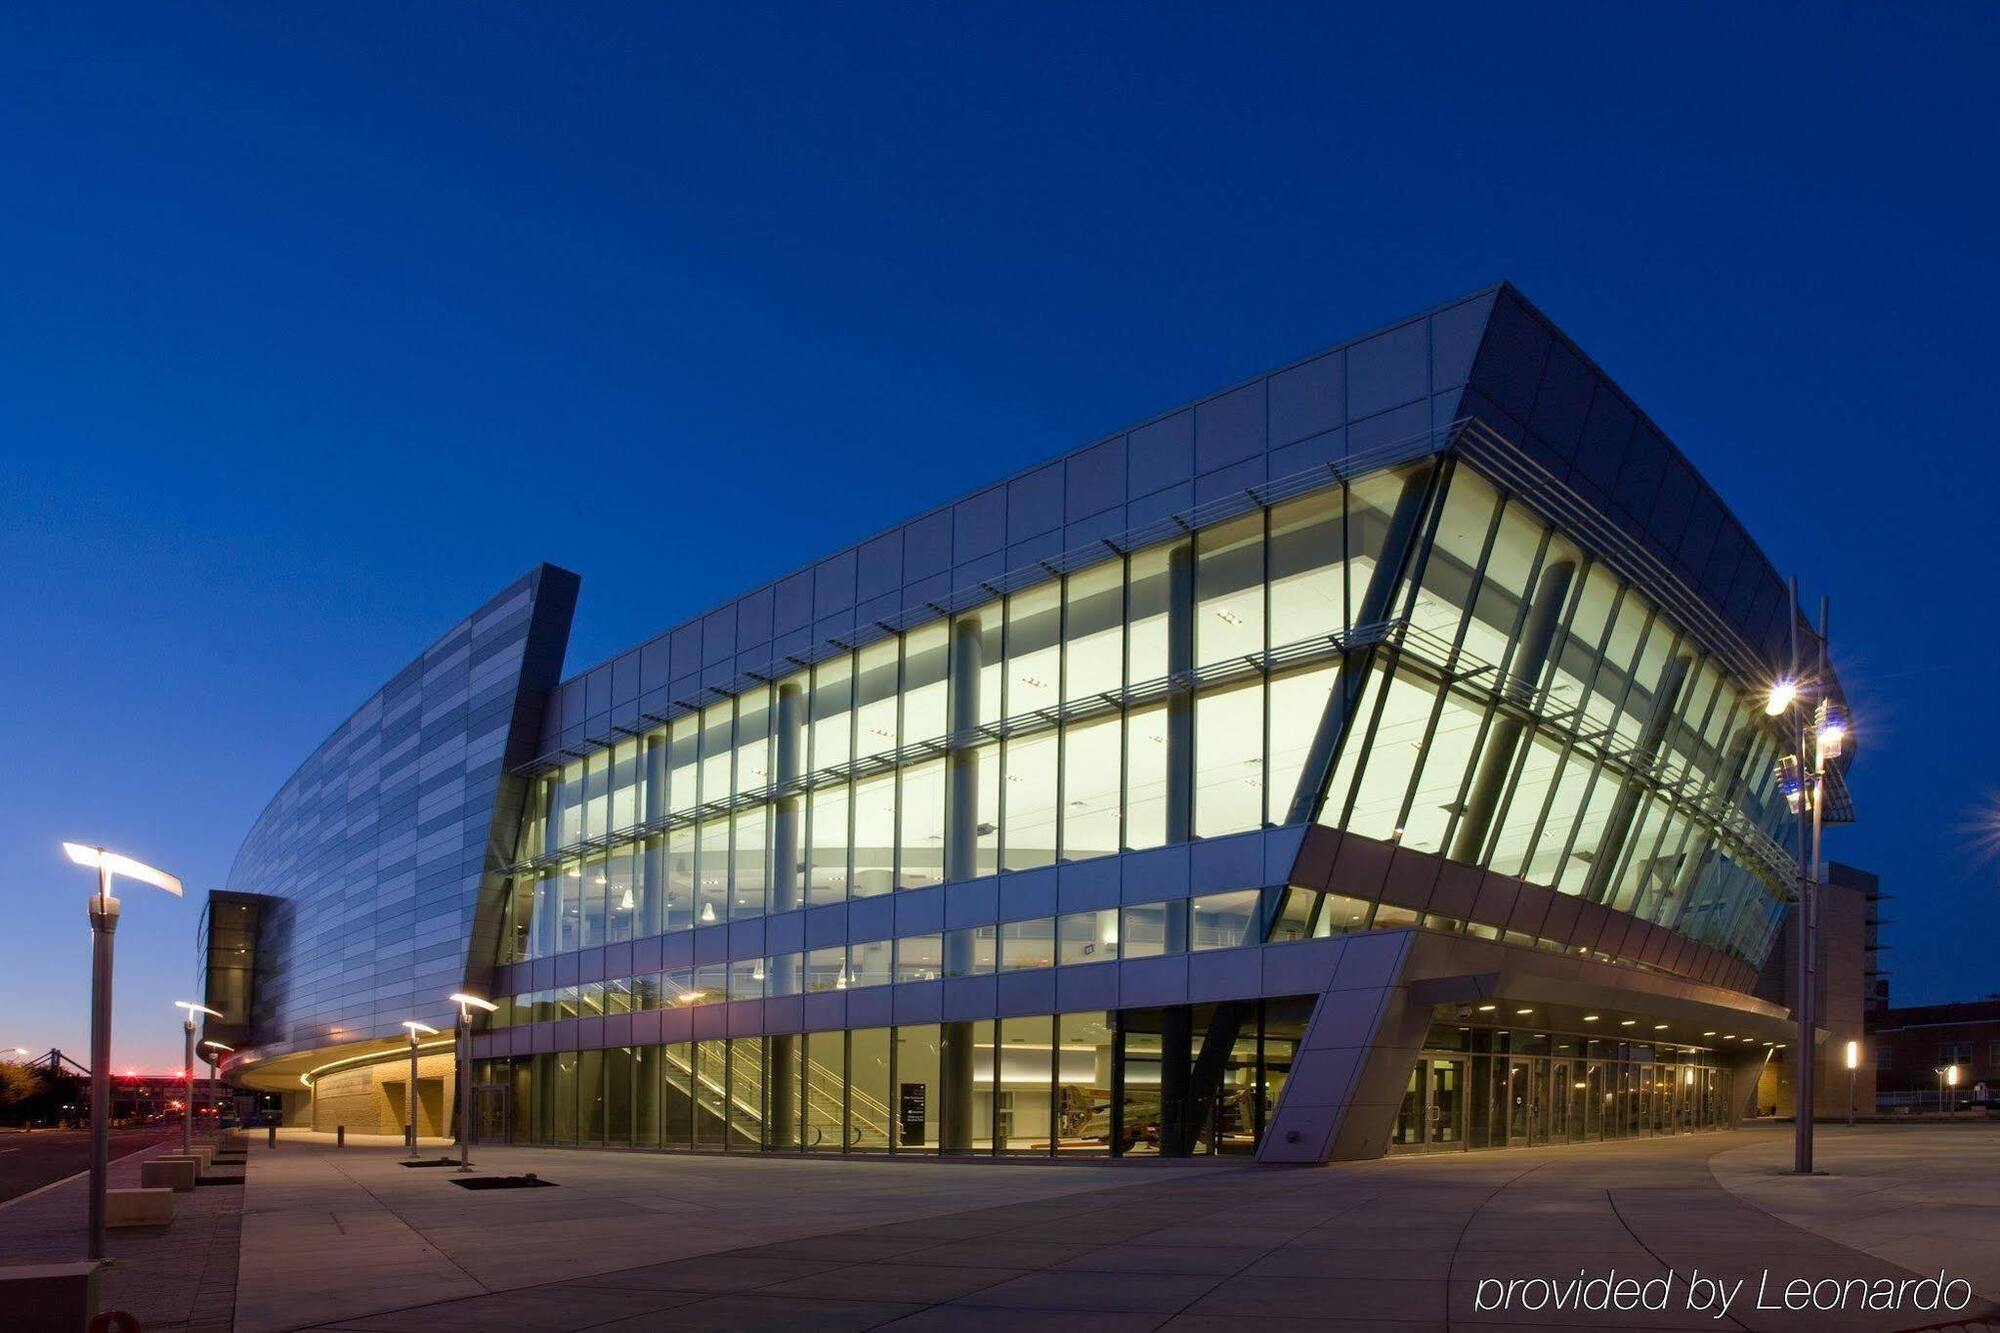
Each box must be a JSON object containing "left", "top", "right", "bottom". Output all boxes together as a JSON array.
[
  {"left": 771, "top": 683, "right": 806, "bottom": 915},
  {"left": 1450, "top": 559, "right": 1576, "bottom": 862},
  {"left": 767, "top": 1034, "right": 796, "bottom": 1149},
  {"left": 1164, "top": 897, "right": 1189, "bottom": 955},
  {"left": 939, "top": 619, "right": 985, "bottom": 1153},
  {"left": 644, "top": 735, "right": 667, "bottom": 823},
  {"left": 945, "top": 618, "right": 983, "bottom": 884},
  {"left": 940, "top": 1021, "right": 975, "bottom": 1152},
  {"left": 1157, "top": 1006, "right": 1195, "bottom": 1157},
  {"left": 1166, "top": 543, "right": 1195, "bottom": 843}
]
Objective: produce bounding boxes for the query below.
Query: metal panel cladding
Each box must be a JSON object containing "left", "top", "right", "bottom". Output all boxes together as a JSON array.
[{"left": 224, "top": 565, "right": 577, "bottom": 1060}]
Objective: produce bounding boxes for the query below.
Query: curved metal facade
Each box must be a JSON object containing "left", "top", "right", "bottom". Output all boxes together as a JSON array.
[{"left": 215, "top": 565, "right": 576, "bottom": 1078}]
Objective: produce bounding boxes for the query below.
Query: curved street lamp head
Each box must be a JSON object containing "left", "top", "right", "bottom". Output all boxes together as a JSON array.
[
  {"left": 401, "top": 1020, "right": 439, "bottom": 1037},
  {"left": 62, "top": 843, "right": 183, "bottom": 897},
  {"left": 200, "top": 1040, "right": 233, "bottom": 1054},
  {"left": 174, "top": 1001, "right": 222, "bottom": 1023},
  {"left": 447, "top": 992, "right": 496, "bottom": 1014}
]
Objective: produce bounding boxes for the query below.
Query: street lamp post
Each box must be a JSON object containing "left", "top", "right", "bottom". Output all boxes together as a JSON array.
[
  {"left": 1945, "top": 1064, "right": 1960, "bottom": 1116},
  {"left": 1844, "top": 1040, "right": 1859, "bottom": 1126},
  {"left": 445, "top": 994, "right": 495, "bottom": 1172},
  {"left": 1766, "top": 585, "right": 1844, "bottom": 1176},
  {"left": 62, "top": 843, "right": 182, "bottom": 1262},
  {"left": 201, "top": 1041, "right": 232, "bottom": 1126},
  {"left": 173, "top": 1002, "right": 222, "bottom": 1156},
  {"left": 400, "top": 1021, "right": 437, "bottom": 1159}
]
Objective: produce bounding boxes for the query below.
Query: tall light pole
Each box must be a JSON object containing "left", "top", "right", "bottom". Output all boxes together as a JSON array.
[
  {"left": 173, "top": 1002, "right": 222, "bottom": 1155},
  {"left": 1766, "top": 585, "right": 1844, "bottom": 1176},
  {"left": 62, "top": 843, "right": 182, "bottom": 1262},
  {"left": 201, "top": 1041, "right": 232, "bottom": 1126},
  {"left": 400, "top": 1021, "right": 437, "bottom": 1159},
  {"left": 1945, "top": 1063, "right": 1960, "bottom": 1116},
  {"left": 446, "top": 993, "right": 495, "bottom": 1172}
]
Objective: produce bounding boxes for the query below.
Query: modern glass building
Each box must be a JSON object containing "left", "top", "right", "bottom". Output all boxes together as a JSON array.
[{"left": 206, "top": 283, "right": 1840, "bottom": 1161}]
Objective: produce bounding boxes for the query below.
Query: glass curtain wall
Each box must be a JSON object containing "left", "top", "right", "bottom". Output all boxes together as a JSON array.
[
  {"left": 1310, "top": 467, "right": 1792, "bottom": 967},
  {"left": 473, "top": 1000, "right": 1305, "bottom": 1158},
  {"left": 495, "top": 460, "right": 1793, "bottom": 977},
  {"left": 501, "top": 469, "right": 1396, "bottom": 960},
  {"left": 1390, "top": 1016, "right": 1737, "bottom": 1153}
]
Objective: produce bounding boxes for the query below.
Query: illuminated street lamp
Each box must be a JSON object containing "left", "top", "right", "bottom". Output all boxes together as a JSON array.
[
  {"left": 173, "top": 1002, "right": 222, "bottom": 1154},
  {"left": 200, "top": 1041, "right": 232, "bottom": 1124},
  {"left": 1844, "top": 1040, "right": 1859, "bottom": 1126},
  {"left": 1941, "top": 1063, "right": 1960, "bottom": 1116},
  {"left": 1763, "top": 584, "right": 1847, "bottom": 1177},
  {"left": 63, "top": 842, "right": 182, "bottom": 1262},
  {"left": 446, "top": 993, "right": 496, "bottom": 1172},
  {"left": 400, "top": 1021, "right": 438, "bottom": 1160}
]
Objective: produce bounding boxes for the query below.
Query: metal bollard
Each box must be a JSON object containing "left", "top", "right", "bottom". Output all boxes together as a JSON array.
[
  {"left": 267, "top": 1123, "right": 277, "bottom": 1148},
  {"left": 336, "top": 1125, "right": 345, "bottom": 1147}
]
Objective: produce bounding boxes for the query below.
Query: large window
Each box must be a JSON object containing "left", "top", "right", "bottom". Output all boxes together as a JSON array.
[{"left": 507, "top": 462, "right": 1787, "bottom": 973}]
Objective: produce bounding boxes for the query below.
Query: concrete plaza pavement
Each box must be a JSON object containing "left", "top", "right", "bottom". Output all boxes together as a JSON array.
[
  {"left": 1711, "top": 1123, "right": 2000, "bottom": 1307},
  {"left": 223, "top": 1124, "right": 1999, "bottom": 1332}
]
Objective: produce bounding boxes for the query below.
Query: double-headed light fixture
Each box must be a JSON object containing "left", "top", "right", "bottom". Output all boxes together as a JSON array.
[{"left": 1761, "top": 582, "right": 1850, "bottom": 1177}]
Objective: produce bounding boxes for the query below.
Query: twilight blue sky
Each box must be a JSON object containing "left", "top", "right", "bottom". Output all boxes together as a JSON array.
[{"left": 3, "top": 5, "right": 1996, "bottom": 1069}]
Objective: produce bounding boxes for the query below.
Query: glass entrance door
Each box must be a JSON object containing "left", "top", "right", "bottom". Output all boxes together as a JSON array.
[
  {"left": 1425, "top": 1057, "right": 1466, "bottom": 1149},
  {"left": 1392, "top": 1056, "right": 1469, "bottom": 1153},
  {"left": 1506, "top": 1060, "right": 1534, "bottom": 1146},
  {"left": 469, "top": 1081, "right": 510, "bottom": 1145}
]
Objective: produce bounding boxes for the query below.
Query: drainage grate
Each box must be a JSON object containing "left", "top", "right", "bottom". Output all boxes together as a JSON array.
[
  {"left": 451, "top": 1174, "right": 555, "bottom": 1190},
  {"left": 400, "top": 1157, "right": 462, "bottom": 1168}
]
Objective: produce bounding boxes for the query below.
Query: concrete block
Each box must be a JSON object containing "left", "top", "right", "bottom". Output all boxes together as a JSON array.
[
  {"left": 106, "top": 1187, "right": 175, "bottom": 1225},
  {"left": 142, "top": 1157, "right": 198, "bottom": 1191},
  {"left": 0, "top": 1261, "right": 101, "bottom": 1325}
]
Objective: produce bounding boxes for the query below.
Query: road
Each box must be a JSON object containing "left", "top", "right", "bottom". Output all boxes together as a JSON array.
[{"left": 0, "top": 1126, "right": 182, "bottom": 1204}]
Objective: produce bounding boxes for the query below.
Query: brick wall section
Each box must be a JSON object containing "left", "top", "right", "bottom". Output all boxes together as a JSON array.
[{"left": 309, "top": 1050, "right": 456, "bottom": 1136}]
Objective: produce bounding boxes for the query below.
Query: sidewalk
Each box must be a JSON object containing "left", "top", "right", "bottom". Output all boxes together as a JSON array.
[
  {"left": 0, "top": 1135, "right": 243, "bottom": 1333},
  {"left": 1711, "top": 1123, "right": 2000, "bottom": 1303},
  {"left": 222, "top": 1124, "right": 2000, "bottom": 1332},
  {"left": 234, "top": 1135, "right": 1157, "bottom": 1332}
]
